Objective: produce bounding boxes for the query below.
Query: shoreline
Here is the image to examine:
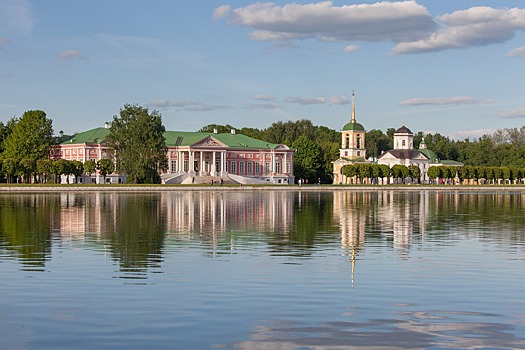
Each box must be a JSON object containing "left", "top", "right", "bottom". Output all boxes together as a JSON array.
[{"left": 1, "top": 184, "right": 525, "bottom": 192}]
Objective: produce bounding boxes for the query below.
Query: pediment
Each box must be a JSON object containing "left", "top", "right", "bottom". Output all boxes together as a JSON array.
[
  {"left": 193, "top": 136, "right": 226, "bottom": 148},
  {"left": 275, "top": 144, "right": 290, "bottom": 150}
]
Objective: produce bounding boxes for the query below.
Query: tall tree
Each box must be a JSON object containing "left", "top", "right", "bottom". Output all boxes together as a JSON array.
[
  {"left": 106, "top": 104, "right": 168, "bottom": 184},
  {"left": 291, "top": 135, "right": 322, "bottom": 183},
  {"left": 1, "top": 111, "right": 54, "bottom": 163}
]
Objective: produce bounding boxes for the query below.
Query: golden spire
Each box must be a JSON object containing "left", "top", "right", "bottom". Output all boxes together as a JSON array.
[{"left": 351, "top": 90, "right": 356, "bottom": 123}]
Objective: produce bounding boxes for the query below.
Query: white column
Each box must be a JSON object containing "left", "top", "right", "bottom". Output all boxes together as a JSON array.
[
  {"left": 200, "top": 151, "right": 204, "bottom": 175},
  {"left": 212, "top": 151, "right": 217, "bottom": 176}
]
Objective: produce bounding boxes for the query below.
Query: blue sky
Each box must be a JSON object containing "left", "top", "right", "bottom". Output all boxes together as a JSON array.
[{"left": 1, "top": 0, "right": 525, "bottom": 140}]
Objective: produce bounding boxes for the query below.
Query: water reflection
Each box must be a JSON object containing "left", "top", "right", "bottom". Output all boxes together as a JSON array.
[
  {"left": 2, "top": 190, "right": 525, "bottom": 273},
  {"left": 231, "top": 310, "right": 525, "bottom": 349}
]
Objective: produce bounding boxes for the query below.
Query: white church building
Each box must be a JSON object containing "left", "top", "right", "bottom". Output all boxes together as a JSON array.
[{"left": 333, "top": 93, "right": 462, "bottom": 184}]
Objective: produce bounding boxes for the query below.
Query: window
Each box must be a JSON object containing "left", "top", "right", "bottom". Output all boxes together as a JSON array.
[
  {"left": 231, "top": 161, "right": 237, "bottom": 173},
  {"left": 265, "top": 162, "right": 271, "bottom": 173},
  {"left": 183, "top": 160, "right": 189, "bottom": 172},
  {"left": 255, "top": 162, "right": 261, "bottom": 174},
  {"left": 216, "top": 160, "right": 220, "bottom": 172},
  {"left": 357, "top": 151, "right": 361, "bottom": 156},
  {"left": 247, "top": 162, "right": 253, "bottom": 174},
  {"left": 402, "top": 140, "right": 406, "bottom": 147},
  {"left": 275, "top": 161, "right": 281, "bottom": 174},
  {"left": 239, "top": 161, "right": 245, "bottom": 174},
  {"left": 171, "top": 160, "right": 177, "bottom": 172}
]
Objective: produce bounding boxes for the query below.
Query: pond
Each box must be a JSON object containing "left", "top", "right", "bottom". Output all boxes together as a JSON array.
[{"left": 1, "top": 190, "right": 524, "bottom": 349}]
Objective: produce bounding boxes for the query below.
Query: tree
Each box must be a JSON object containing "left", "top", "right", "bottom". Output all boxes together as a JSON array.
[
  {"left": 1, "top": 158, "right": 18, "bottom": 183},
  {"left": 427, "top": 166, "right": 442, "bottom": 184},
  {"left": 379, "top": 164, "right": 391, "bottom": 184},
  {"left": 391, "top": 165, "right": 409, "bottom": 184},
  {"left": 19, "top": 159, "right": 36, "bottom": 183},
  {"left": 97, "top": 158, "right": 114, "bottom": 183},
  {"left": 36, "top": 159, "right": 53, "bottom": 184},
  {"left": 366, "top": 129, "right": 390, "bottom": 159},
  {"left": 106, "top": 104, "right": 168, "bottom": 184},
  {"left": 84, "top": 160, "right": 97, "bottom": 178},
  {"left": 53, "top": 159, "right": 71, "bottom": 184},
  {"left": 71, "top": 160, "right": 84, "bottom": 183},
  {"left": 0, "top": 118, "right": 17, "bottom": 155},
  {"left": 408, "top": 165, "right": 420, "bottom": 183},
  {"left": 199, "top": 124, "right": 236, "bottom": 134},
  {"left": 1, "top": 110, "right": 53, "bottom": 163},
  {"left": 291, "top": 135, "right": 322, "bottom": 183}
]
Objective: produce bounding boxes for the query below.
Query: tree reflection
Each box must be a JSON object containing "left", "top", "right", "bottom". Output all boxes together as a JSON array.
[
  {"left": 104, "top": 194, "right": 167, "bottom": 272},
  {"left": 0, "top": 194, "right": 59, "bottom": 269}
]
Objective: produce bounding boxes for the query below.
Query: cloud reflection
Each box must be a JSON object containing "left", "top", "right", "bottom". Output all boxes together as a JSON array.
[{"left": 230, "top": 310, "right": 525, "bottom": 349}]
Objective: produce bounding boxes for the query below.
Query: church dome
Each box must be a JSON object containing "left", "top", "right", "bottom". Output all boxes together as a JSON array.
[
  {"left": 342, "top": 121, "right": 365, "bottom": 131},
  {"left": 395, "top": 125, "right": 412, "bottom": 134}
]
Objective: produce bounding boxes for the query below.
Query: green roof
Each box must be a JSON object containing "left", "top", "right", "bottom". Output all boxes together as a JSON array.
[
  {"left": 61, "top": 127, "right": 110, "bottom": 144},
  {"left": 164, "top": 131, "right": 280, "bottom": 149},
  {"left": 61, "top": 128, "right": 283, "bottom": 150},
  {"left": 342, "top": 121, "right": 365, "bottom": 131},
  {"left": 419, "top": 148, "right": 437, "bottom": 160}
]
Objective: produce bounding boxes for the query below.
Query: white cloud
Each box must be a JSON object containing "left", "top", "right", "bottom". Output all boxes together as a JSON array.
[
  {"left": 245, "top": 103, "right": 280, "bottom": 110},
  {"left": 344, "top": 45, "right": 359, "bottom": 54},
  {"left": 148, "top": 99, "right": 229, "bottom": 112},
  {"left": 0, "top": 38, "right": 9, "bottom": 48},
  {"left": 252, "top": 94, "right": 276, "bottom": 101},
  {"left": 56, "top": 50, "right": 88, "bottom": 61},
  {"left": 148, "top": 99, "right": 171, "bottom": 108},
  {"left": 213, "top": 5, "right": 232, "bottom": 20},
  {"left": 507, "top": 46, "right": 525, "bottom": 58},
  {"left": 394, "top": 6, "right": 525, "bottom": 54},
  {"left": 216, "top": 1, "right": 436, "bottom": 43},
  {"left": 284, "top": 96, "right": 326, "bottom": 105},
  {"left": 499, "top": 107, "right": 525, "bottom": 119},
  {"left": 330, "top": 96, "right": 350, "bottom": 105},
  {"left": 399, "top": 96, "right": 483, "bottom": 106},
  {"left": 448, "top": 128, "right": 496, "bottom": 140},
  {"left": 0, "top": 0, "right": 34, "bottom": 32}
]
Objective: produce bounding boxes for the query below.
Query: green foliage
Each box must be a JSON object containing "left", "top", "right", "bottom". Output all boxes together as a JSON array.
[
  {"left": 36, "top": 159, "right": 53, "bottom": 183},
  {"left": 19, "top": 159, "right": 36, "bottom": 183},
  {"left": 106, "top": 104, "right": 167, "bottom": 184},
  {"left": 1, "top": 158, "right": 18, "bottom": 183},
  {"left": 391, "top": 164, "right": 409, "bottom": 183},
  {"left": 427, "top": 166, "right": 442, "bottom": 181},
  {"left": 97, "top": 158, "right": 114, "bottom": 181},
  {"left": 83, "top": 160, "right": 97, "bottom": 176},
  {"left": 291, "top": 135, "right": 322, "bottom": 182},
  {"left": 408, "top": 165, "right": 420, "bottom": 182},
  {"left": 1, "top": 111, "right": 54, "bottom": 164},
  {"left": 199, "top": 124, "right": 236, "bottom": 133},
  {"left": 53, "top": 159, "right": 71, "bottom": 183},
  {"left": 366, "top": 129, "right": 390, "bottom": 159}
]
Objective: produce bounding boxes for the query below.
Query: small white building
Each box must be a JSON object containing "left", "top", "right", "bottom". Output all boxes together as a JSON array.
[{"left": 378, "top": 124, "right": 462, "bottom": 183}]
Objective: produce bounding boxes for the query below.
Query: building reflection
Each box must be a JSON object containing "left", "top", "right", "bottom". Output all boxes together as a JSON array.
[{"left": 335, "top": 191, "right": 429, "bottom": 256}]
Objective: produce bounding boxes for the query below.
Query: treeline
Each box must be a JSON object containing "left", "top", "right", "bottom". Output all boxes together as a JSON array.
[
  {"left": 427, "top": 165, "right": 525, "bottom": 185},
  {"left": 3, "top": 109, "right": 525, "bottom": 184},
  {"left": 340, "top": 163, "right": 420, "bottom": 184}
]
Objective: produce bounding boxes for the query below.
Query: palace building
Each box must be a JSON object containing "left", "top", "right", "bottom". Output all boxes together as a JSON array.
[{"left": 53, "top": 125, "right": 295, "bottom": 185}]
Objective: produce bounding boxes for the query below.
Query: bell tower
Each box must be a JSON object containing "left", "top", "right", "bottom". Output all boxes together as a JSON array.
[{"left": 340, "top": 91, "right": 366, "bottom": 160}]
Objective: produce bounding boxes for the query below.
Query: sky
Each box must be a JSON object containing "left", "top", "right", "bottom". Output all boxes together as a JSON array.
[{"left": 1, "top": 0, "right": 525, "bottom": 140}]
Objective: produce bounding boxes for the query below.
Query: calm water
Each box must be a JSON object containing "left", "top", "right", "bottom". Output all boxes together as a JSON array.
[{"left": 1, "top": 190, "right": 525, "bottom": 349}]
